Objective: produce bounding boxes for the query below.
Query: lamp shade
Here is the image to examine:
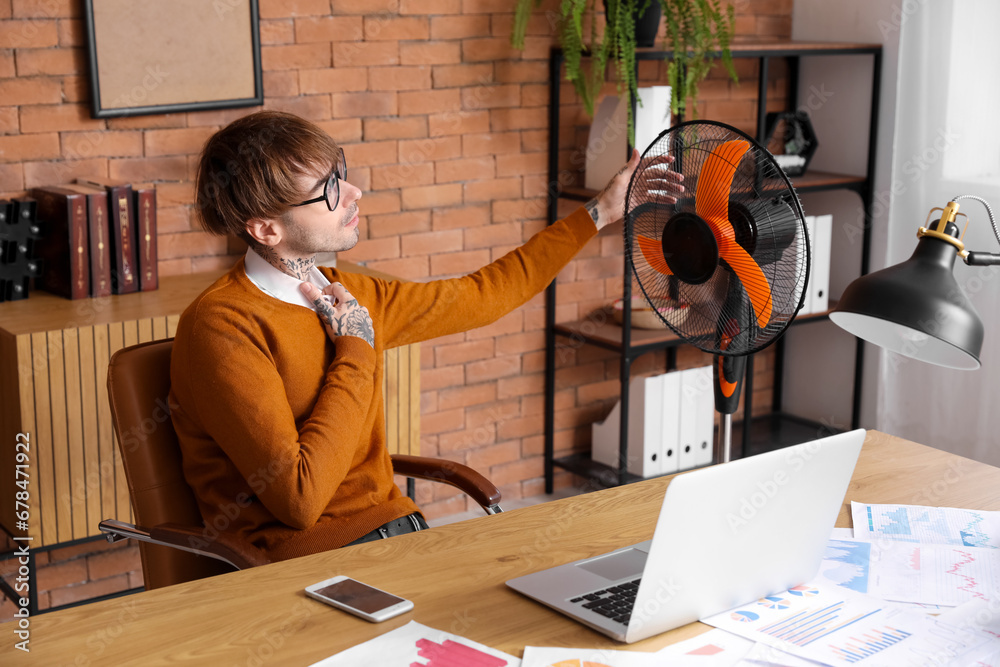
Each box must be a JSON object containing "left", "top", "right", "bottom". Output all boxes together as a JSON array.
[{"left": 829, "top": 234, "right": 984, "bottom": 370}]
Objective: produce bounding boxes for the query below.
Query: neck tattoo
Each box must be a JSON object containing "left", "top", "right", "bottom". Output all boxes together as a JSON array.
[{"left": 251, "top": 242, "right": 316, "bottom": 281}]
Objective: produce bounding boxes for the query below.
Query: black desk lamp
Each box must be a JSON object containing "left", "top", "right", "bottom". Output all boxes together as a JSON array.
[{"left": 829, "top": 195, "right": 1000, "bottom": 370}]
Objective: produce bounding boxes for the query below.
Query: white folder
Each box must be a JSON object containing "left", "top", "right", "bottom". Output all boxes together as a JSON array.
[
  {"left": 659, "top": 369, "right": 681, "bottom": 474},
  {"left": 811, "top": 214, "right": 832, "bottom": 313},
  {"left": 591, "top": 374, "right": 664, "bottom": 478},
  {"left": 691, "top": 366, "right": 715, "bottom": 467},
  {"left": 801, "top": 215, "right": 816, "bottom": 315},
  {"left": 678, "top": 366, "right": 714, "bottom": 471},
  {"left": 639, "top": 374, "right": 664, "bottom": 477}
]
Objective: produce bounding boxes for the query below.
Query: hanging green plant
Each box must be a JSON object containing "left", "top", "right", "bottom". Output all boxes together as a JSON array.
[
  {"left": 511, "top": 0, "right": 738, "bottom": 141},
  {"left": 662, "top": 0, "right": 737, "bottom": 116}
]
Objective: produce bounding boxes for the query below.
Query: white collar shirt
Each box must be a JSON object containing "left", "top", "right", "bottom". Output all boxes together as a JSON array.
[{"left": 243, "top": 248, "right": 331, "bottom": 311}]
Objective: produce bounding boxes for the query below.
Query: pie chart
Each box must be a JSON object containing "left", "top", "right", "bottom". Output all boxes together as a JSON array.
[
  {"left": 788, "top": 585, "right": 820, "bottom": 597},
  {"left": 758, "top": 595, "right": 790, "bottom": 609},
  {"left": 549, "top": 661, "right": 613, "bottom": 667},
  {"left": 731, "top": 610, "right": 759, "bottom": 623}
]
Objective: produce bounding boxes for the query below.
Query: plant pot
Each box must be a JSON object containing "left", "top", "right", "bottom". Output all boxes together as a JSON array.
[{"left": 604, "top": 1, "right": 662, "bottom": 48}]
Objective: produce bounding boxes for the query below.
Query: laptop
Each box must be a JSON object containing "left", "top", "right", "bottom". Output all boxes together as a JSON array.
[{"left": 506, "top": 429, "right": 866, "bottom": 643}]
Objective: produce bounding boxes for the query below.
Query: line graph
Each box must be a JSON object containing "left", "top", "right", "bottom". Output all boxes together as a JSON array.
[
  {"left": 853, "top": 503, "right": 1000, "bottom": 549},
  {"left": 947, "top": 549, "right": 989, "bottom": 602}
]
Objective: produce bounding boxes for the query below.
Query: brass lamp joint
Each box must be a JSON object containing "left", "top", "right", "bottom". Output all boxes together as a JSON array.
[{"left": 919, "top": 205, "right": 968, "bottom": 257}]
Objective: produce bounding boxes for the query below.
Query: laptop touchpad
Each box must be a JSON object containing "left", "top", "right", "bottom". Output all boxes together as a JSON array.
[{"left": 577, "top": 548, "right": 647, "bottom": 581}]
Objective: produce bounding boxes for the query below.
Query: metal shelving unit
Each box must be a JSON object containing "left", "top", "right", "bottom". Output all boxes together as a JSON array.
[{"left": 543, "top": 40, "right": 883, "bottom": 491}]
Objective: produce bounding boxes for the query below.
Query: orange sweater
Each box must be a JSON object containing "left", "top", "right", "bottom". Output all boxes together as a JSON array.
[{"left": 170, "top": 207, "right": 597, "bottom": 561}]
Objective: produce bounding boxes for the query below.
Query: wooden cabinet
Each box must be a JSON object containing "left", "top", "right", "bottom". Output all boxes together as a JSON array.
[
  {"left": 543, "top": 41, "right": 883, "bottom": 489},
  {"left": 0, "top": 263, "right": 420, "bottom": 547}
]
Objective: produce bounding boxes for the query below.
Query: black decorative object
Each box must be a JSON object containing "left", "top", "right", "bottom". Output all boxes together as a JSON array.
[
  {"left": 764, "top": 111, "right": 818, "bottom": 177},
  {"left": 0, "top": 198, "right": 44, "bottom": 302}
]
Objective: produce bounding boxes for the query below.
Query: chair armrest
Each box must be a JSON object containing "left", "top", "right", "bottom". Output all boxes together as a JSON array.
[
  {"left": 391, "top": 455, "right": 503, "bottom": 514},
  {"left": 99, "top": 519, "right": 271, "bottom": 570},
  {"left": 151, "top": 523, "right": 271, "bottom": 569}
]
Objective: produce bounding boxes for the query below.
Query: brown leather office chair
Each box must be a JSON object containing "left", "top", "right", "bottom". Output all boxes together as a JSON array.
[{"left": 99, "top": 338, "right": 502, "bottom": 590}]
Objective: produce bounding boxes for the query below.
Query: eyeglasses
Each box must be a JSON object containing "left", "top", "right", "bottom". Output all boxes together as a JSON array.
[{"left": 292, "top": 148, "right": 347, "bottom": 211}]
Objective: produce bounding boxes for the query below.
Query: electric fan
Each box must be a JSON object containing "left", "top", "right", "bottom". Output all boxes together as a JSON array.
[{"left": 624, "top": 120, "right": 809, "bottom": 463}]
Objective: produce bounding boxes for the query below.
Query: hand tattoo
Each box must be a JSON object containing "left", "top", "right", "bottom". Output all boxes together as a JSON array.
[
  {"left": 338, "top": 307, "right": 375, "bottom": 348},
  {"left": 312, "top": 293, "right": 375, "bottom": 349},
  {"left": 586, "top": 198, "right": 600, "bottom": 224}
]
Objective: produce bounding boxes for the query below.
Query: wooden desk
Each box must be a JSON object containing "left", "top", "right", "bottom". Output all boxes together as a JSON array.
[{"left": 6, "top": 431, "right": 1000, "bottom": 664}]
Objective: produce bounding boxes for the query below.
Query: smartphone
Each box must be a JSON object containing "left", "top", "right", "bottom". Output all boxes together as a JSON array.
[{"left": 304, "top": 576, "right": 414, "bottom": 622}]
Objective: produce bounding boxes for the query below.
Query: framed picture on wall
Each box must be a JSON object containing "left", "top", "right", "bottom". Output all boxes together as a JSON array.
[{"left": 83, "top": 0, "right": 263, "bottom": 119}]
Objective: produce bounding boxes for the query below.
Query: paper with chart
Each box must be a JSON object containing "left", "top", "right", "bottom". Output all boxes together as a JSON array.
[
  {"left": 817, "top": 539, "right": 941, "bottom": 613},
  {"left": 309, "top": 620, "right": 520, "bottom": 666},
  {"left": 820, "top": 537, "right": 1000, "bottom": 607},
  {"left": 701, "top": 580, "right": 1000, "bottom": 666},
  {"left": 653, "top": 628, "right": 755, "bottom": 665},
  {"left": 851, "top": 502, "right": 1000, "bottom": 548},
  {"left": 737, "top": 641, "right": 827, "bottom": 666},
  {"left": 522, "top": 630, "right": 755, "bottom": 667},
  {"left": 930, "top": 599, "right": 1000, "bottom": 666},
  {"left": 520, "top": 646, "right": 663, "bottom": 667}
]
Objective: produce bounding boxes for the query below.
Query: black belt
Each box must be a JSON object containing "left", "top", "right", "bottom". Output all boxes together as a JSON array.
[{"left": 346, "top": 512, "right": 428, "bottom": 547}]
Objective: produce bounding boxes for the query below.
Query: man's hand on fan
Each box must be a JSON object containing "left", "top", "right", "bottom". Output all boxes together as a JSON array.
[
  {"left": 636, "top": 153, "right": 685, "bottom": 203},
  {"left": 586, "top": 149, "right": 684, "bottom": 230}
]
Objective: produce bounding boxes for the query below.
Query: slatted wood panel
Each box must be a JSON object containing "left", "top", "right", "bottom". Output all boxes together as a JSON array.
[
  {"left": 383, "top": 342, "right": 421, "bottom": 457},
  {"left": 7, "top": 317, "right": 178, "bottom": 545},
  {"left": 0, "top": 266, "right": 421, "bottom": 547}
]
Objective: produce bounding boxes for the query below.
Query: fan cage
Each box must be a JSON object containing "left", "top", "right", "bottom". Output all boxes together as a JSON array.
[{"left": 624, "top": 120, "right": 809, "bottom": 357}]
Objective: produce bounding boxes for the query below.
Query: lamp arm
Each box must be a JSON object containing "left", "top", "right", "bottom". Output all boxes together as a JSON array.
[
  {"left": 965, "top": 251, "right": 1000, "bottom": 266},
  {"left": 952, "top": 194, "right": 1000, "bottom": 244},
  {"left": 949, "top": 195, "right": 1000, "bottom": 266}
]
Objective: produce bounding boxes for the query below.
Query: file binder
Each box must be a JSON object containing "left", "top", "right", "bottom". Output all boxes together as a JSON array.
[
  {"left": 659, "top": 369, "right": 681, "bottom": 474},
  {"left": 811, "top": 214, "right": 832, "bottom": 313},
  {"left": 591, "top": 373, "right": 665, "bottom": 478},
  {"left": 678, "top": 366, "right": 714, "bottom": 471}
]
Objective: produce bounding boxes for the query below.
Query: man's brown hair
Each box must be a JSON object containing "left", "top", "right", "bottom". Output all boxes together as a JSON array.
[{"left": 195, "top": 111, "right": 340, "bottom": 239}]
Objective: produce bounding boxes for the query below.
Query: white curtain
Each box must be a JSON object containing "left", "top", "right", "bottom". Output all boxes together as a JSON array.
[{"left": 879, "top": 0, "right": 1000, "bottom": 465}]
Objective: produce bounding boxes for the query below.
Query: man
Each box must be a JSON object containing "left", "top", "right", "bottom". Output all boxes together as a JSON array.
[{"left": 170, "top": 110, "right": 682, "bottom": 562}]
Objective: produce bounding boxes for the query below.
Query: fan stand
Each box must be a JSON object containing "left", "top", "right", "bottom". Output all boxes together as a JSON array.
[
  {"left": 715, "top": 413, "right": 734, "bottom": 464},
  {"left": 711, "top": 341, "right": 747, "bottom": 465}
]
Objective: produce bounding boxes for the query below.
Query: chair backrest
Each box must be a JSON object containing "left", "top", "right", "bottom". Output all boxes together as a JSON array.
[{"left": 107, "top": 338, "right": 234, "bottom": 589}]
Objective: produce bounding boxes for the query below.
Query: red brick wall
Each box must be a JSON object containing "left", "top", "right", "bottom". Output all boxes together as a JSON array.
[
  {"left": 0, "top": 532, "right": 142, "bottom": 615},
  {"left": 0, "top": 0, "right": 793, "bottom": 616}
]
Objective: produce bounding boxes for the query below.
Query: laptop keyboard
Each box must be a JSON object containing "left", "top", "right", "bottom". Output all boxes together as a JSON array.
[{"left": 568, "top": 578, "right": 641, "bottom": 626}]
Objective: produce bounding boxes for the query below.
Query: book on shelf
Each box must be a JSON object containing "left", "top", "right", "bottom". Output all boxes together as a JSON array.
[
  {"left": 75, "top": 176, "right": 138, "bottom": 295},
  {"left": 28, "top": 187, "right": 90, "bottom": 300},
  {"left": 133, "top": 185, "right": 158, "bottom": 291},
  {"left": 58, "top": 183, "right": 113, "bottom": 298}
]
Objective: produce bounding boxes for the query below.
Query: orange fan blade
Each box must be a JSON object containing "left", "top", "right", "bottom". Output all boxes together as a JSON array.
[
  {"left": 636, "top": 234, "right": 672, "bottom": 276},
  {"left": 696, "top": 140, "right": 750, "bottom": 223},
  {"left": 695, "top": 139, "right": 773, "bottom": 327},
  {"left": 720, "top": 242, "right": 774, "bottom": 327}
]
